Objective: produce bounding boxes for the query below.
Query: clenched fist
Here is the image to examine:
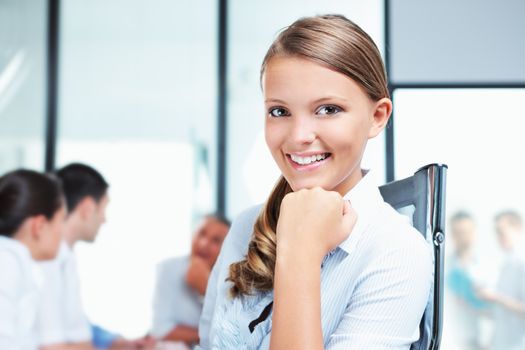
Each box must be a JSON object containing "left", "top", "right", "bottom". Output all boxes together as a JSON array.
[{"left": 276, "top": 187, "right": 357, "bottom": 264}]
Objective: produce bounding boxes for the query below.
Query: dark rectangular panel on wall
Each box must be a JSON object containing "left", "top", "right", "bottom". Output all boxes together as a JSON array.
[
  {"left": 45, "top": 0, "right": 60, "bottom": 171},
  {"left": 388, "top": 0, "right": 525, "bottom": 84}
]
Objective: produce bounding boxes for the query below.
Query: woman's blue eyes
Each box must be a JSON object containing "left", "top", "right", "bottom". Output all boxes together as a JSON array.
[
  {"left": 316, "top": 105, "right": 341, "bottom": 115},
  {"left": 269, "top": 107, "right": 290, "bottom": 117},
  {"left": 268, "top": 105, "right": 342, "bottom": 117}
]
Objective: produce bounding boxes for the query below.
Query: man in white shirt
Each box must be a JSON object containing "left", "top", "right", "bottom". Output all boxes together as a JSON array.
[
  {"left": 37, "top": 163, "right": 152, "bottom": 350},
  {"left": 151, "top": 214, "right": 230, "bottom": 347},
  {"left": 37, "top": 163, "right": 107, "bottom": 350}
]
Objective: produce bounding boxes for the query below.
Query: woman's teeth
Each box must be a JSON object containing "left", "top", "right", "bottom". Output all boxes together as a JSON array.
[{"left": 290, "top": 153, "right": 328, "bottom": 165}]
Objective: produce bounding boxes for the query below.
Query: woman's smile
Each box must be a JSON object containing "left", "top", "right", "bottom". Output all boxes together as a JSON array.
[{"left": 286, "top": 152, "right": 332, "bottom": 172}]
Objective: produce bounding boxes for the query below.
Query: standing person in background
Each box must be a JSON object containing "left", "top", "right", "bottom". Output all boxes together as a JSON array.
[
  {"left": 37, "top": 163, "right": 153, "bottom": 350},
  {"left": 151, "top": 214, "right": 230, "bottom": 348},
  {"left": 444, "top": 211, "right": 486, "bottom": 350},
  {"left": 479, "top": 210, "right": 525, "bottom": 350},
  {"left": 0, "top": 169, "right": 66, "bottom": 350}
]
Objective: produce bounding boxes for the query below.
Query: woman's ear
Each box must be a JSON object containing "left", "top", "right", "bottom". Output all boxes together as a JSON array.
[
  {"left": 30, "top": 215, "right": 47, "bottom": 241},
  {"left": 368, "top": 97, "right": 392, "bottom": 139}
]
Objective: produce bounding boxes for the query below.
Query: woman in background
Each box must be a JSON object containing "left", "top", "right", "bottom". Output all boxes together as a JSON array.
[{"left": 0, "top": 169, "right": 66, "bottom": 350}]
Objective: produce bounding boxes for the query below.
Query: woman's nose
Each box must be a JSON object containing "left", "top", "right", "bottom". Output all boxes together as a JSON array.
[{"left": 289, "top": 116, "right": 316, "bottom": 144}]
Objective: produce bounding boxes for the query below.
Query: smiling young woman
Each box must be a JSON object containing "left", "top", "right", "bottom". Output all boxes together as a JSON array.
[{"left": 198, "top": 15, "right": 432, "bottom": 350}]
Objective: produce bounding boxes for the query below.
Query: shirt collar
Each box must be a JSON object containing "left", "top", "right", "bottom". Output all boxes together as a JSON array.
[{"left": 338, "top": 169, "right": 384, "bottom": 254}]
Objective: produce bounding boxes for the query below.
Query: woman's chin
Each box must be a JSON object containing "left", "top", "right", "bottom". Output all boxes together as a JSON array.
[{"left": 289, "top": 179, "right": 330, "bottom": 192}]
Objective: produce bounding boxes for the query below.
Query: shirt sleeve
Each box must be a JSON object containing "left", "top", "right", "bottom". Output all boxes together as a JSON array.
[
  {"left": 36, "top": 252, "right": 91, "bottom": 345},
  {"left": 197, "top": 204, "right": 263, "bottom": 350},
  {"left": 197, "top": 250, "right": 225, "bottom": 350},
  {"left": 36, "top": 260, "right": 66, "bottom": 344},
  {"left": 326, "top": 242, "right": 433, "bottom": 350},
  {"left": 151, "top": 260, "right": 178, "bottom": 338},
  {"left": 63, "top": 253, "right": 92, "bottom": 341},
  {"left": 91, "top": 324, "right": 119, "bottom": 349}
]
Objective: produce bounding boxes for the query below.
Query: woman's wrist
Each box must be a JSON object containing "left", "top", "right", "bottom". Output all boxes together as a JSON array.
[
  {"left": 272, "top": 236, "right": 324, "bottom": 350},
  {"left": 276, "top": 240, "right": 325, "bottom": 268}
]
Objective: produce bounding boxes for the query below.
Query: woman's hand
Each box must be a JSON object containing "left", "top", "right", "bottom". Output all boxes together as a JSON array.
[
  {"left": 276, "top": 187, "right": 357, "bottom": 264},
  {"left": 271, "top": 188, "right": 356, "bottom": 350}
]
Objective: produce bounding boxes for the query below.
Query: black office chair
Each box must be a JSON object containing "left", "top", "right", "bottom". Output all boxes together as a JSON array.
[{"left": 379, "top": 164, "right": 447, "bottom": 350}]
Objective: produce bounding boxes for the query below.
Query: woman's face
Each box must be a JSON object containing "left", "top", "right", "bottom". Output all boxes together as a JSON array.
[{"left": 263, "top": 56, "right": 389, "bottom": 194}]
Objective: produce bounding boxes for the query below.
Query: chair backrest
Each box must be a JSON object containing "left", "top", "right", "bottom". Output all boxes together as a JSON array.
[{"left": 378, "top": 164, "right": 447, "bottom": 350}]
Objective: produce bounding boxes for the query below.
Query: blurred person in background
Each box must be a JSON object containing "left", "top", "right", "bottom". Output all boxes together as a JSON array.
[
  {"left": 444, "top": 211, "right": 487, "bottom": 350},
  {"left": 478, "top": 210, "right": 525, "bottom": 350},
  {"left": 0, "top": 169, "right": 66, "bottom": 349},
  {"left": 151, "top": 214, "right": 230, "bottom": 348},
  {"left": 37, "top": 163, "right": 154, "bottom": 350}
]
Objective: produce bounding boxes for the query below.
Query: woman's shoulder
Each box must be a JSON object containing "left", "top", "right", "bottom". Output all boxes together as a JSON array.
[
  {"left": 211, "top": 204, "right": 265, "bottom": 283},
  {"left": 367, "top": 203, "right": 432, "bottom": 265},
  {"left": 0, "top": 245, "right": 25, "bottom": 294},
  {"left": 231, "top": 204, "right": 264, "bottom": 231}
]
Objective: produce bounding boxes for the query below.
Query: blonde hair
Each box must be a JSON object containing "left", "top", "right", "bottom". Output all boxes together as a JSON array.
[{"left": 228, "top": 14, "right": 389, "bottom": 297}]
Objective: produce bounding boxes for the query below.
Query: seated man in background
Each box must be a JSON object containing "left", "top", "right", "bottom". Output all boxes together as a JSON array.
[
  {"left": 37, "top": 163, "right": 153, "bottom": 350},
  {"left": 151, "top": 214, "right": 230, "bottom": 347}
]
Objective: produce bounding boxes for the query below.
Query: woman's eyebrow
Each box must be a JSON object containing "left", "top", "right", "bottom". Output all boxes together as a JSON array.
[
  {"left": 264, "top": 98, "right": 287, "bottom": 104},
  {"left": 265, "top": 96, "right": 349, "bottom": 104},
  {"left": 312, "top": 96, "right": 349, "bottom": 104}
]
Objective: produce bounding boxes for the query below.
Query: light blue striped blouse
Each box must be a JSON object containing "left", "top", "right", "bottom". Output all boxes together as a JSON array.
[{"left": 198, "top": 172, "right": 433, "bottom": 349}]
